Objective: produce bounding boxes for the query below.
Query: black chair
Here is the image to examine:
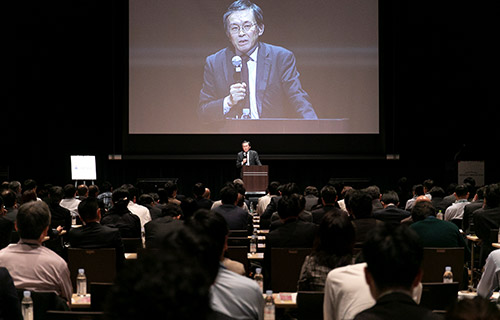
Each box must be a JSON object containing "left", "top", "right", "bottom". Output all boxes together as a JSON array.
[
  {"left": 90, "top": 282, "right": 113, "bottom": 311},
  {"left": 16, "top": 290, "right": 69, "bottom": 320},
  {"left": 45, "top": 310, "right": 106, "bottom": 320},
  {"left": 420, "top": 282, "right": 459, "bottom": 312},
  {"left": 270, "top": 248, "right": 311, "bottom": 292},
  {"left": 121, "top": 238, "right": 143, "bottom": 253},
  {"left": 296, "top": 291, "right": 324, "bottom": 320},
  {"left": 67, "top": 248, "right": 116, "bottom": 290},
  {"left": 421, "top": 247, "right": 465, "bottom": 288}
]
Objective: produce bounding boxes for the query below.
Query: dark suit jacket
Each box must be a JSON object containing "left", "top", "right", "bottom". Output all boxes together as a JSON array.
[
  {"left": 49, "top": 203, "right": 72, "bottom": 232},
  {"left": 144, "top": 217, "right": 184, "bottom": 249},
  {"left": 373, "top": 205, "right": 411, "bottom": 227},
  {"left": 473, "top": 205, "right": 500, "bottom": 263},
  {"left": 198, "top": 42, "right": 318, "bottom": 121},
  {"left": 100, "top": 208, "right": 142, "bottom": 239},
  {"left": 462, "top": 200, "right": 483, "bottom": 233},
  {"left": 354, "top": 292, "right": 441, "bottom": 320},
  {"left": 236, "top": 150, "right": 262, "bottom": 168},
  {"left": 0, "top": 217, "right": 13, "bottom": 250},
  {"left": 0, "top": 267, "right": 22, "bottom": 320},
  {"left": 67, "top": 222, "right": 125, "bottom": 268},
  {"left": 311, "top": 205, "right": 344, "bottom": 225},
  {"left": 213, "top": 204, "right": 253, "bottom": 234},
  {"left": 265, "top": 218, "right": 318, "bottom": 249},
  {"left": 352, "top": 218, "right": 384, "bottom": 244}
]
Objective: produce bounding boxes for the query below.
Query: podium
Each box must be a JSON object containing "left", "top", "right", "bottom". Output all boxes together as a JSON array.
[{"left": 241, "top": 165, "right": 268, "bottom": 194}]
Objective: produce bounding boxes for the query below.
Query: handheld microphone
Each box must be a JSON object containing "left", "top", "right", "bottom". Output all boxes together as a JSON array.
[
  {"left": 232, "top": 55, "right": 242, "bottom": 73},
  {"left": 243, "top": 152, "right": 247, "bottom": 157}
]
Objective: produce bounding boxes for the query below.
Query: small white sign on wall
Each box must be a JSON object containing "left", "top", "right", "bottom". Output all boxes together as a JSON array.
[{"left": 458, "top": 161, "right": 484, "bottom": 186}]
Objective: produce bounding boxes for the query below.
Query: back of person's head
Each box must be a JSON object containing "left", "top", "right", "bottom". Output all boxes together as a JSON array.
[
  {"left": 164, "top": 181, "right": 178, "bottom": 197},
  {"left": 16, "top": 201, "right": 51, "bottom": 240},
  {"left": 0, "top": 196, "right": 4, "bottom": 214},
  {"left": 180, "top": 197, "right": 198, "bottom": 221},
  {"left": 277, "top": 193, "right": 303, "bottom": 220},
  {"left": 412, "top": 184, "right": 425, "bottom": 196},
  {"left": 304, "top": 186, "right": 319, "bottom": 197},
  {"left": 268, "top": 181, "right": 280, "bottom": 196},
  {"left": 100, "top": 181, "right": 113, "bottom": 193},
  {"left": 429, "top": 186, "right": 445, "bottom": 198},
  {"left": 77, "top": 184, "right": 88, "bottom": 197},
  {"left": 88, "top": 185, "right": 100, "bottom": 198},
  {"left": 21, "top": 190, "right": 37, "bottom": 204},
  {"left": 106, "top": 226, "right": 213, "bottom": 320},
  {"left": 9, "top": 181, "right": 22, "bottom": 193},
  {"left": 445, "top": 296, "right": 500, "bottom": 320},
  {"left": 63, "top": 184, "right": 77, "bottom": 199},
  {"left": 112, "top": 188, "right": 131, "bottom": 210},
  {"left": 314, "top": 212, "right": 355, "bottom": 268},
  {"left": 475, "top": 186, "right": 486, "bottom": 200},
  {"left": 411, "top": 200, "right": 436, "bottom": 222},
  {"left": 362, "top": 224, "right": 423, "bottom": 293},
  {"left": 78, "top": 197, "right": 99, "bottom": 222},
  {"left": 138, "top": 194, "right": 154, "bottom": 206},
  {"left": 192, "top": 182, "right": 205, "bottom": 198},
  {"left": 484, "top": 183, "right": 500, "bottom": 208},
  {"left": 454, "top": 184, "right": 469, "bottom": 198},
  {"left": 320, "top": 185, "right": 337, "bottom": 204},
  {"left": 347, "top": 190, "right": 372, "bottom": 218},
  {"left": 423, "top": 179, "right": 434, "bottom": 192},
  {"left": 48, "top": 186, "right": 64, "bottom": 205},
  {"left": 219, "top": 185, "right": 238, "bottom": 205},
  {"left": 161, "top": 203, "right": 183, "bottom": 218},
  {"left": 380, "top": 191, "right": 399, "bottom": 206},
  {"left": 364, "top": 185, "right": 381, "bottom": 201},
  {"left": 23, "top": 179, "right": 37, "bottom": 191},
  {"left": 282, "top": 182, "right": 301, "bottom": 197},
  {"left": 121, "top": 184, "right": 138, "bottom": 200},
  {"left": 463, "top": 177, "right": 476, "bottom": 188},
  {"left": 1, "top": 189, "right": 17, "bottom": 208}
]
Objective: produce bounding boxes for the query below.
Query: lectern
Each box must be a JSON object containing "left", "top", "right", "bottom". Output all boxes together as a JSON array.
[{"left": 241, "top": 165, "right": 268, "bottom": 193}]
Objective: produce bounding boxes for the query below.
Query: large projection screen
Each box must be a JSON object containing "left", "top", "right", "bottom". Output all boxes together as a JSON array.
[{"left": 129, "top": 0, "right": 378, "bottom": 135}]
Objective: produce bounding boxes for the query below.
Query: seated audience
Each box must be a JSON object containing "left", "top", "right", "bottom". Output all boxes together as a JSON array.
[
  {"left": 0, "top": 196, "right": 14, "bottom": 249},
  {"left": 256, "top": 181, "right": 280, "bottom": 216},
  {"left": 122, "top": 184, "right": 151, "bottom": 232},
  {"left": 0, "top": 267, "right": 22, "bottom": 320},
  {"left": 144, "top": 203, "right": 184, "bottom": 249},
  {"left": 405, "top": 184, "right": 425, "bottom": 211},
  {"left": 364, "top": 185, "right": 383, "bottom": 212},
  {"left": 445, "top": 296, "right": 500, "bottom": 320},
  {"left": 59, "top": 184, "right": 81, "bottom": 221},
  {"left": 372, "top": 190, "right": 411, "bottom": 226},
  {"left": 429, "top": 186, "right": 449, "bottom": 213},
  {"left": 347, "top": 190, "right": 383, "bottom": 244},
  {"left": 444, "top": 184, "right": 470, "bottom": 224},
  {"left": 1, "top": 189, "right": 18, "bottom": 223},
  {"left": 409, "top": 201, "right": 467, "bottom": 249},
  {"left": 67, "top": 197, "right": 125, "bottom": 268},
  {"left": 138, "top": 193, "right": 163, "bottom": 220},
  {"left": 192, "top": 182, "right": 213, "bottom": 210},
  {"left": 304, "top": 185, "right": 320, "bottom": 211},
  {"left": 462, "top": 186, "right": 485, "bottom": 234},
  {"left": 97, "top": 181, "right": 113, "bottom": 212},
  {"left": 164, "top": 180, "right": 181, "bottom": 205},
  {"left": 76, "top": 184, "right": 89, "bottom": 200},
  {"left": 311, "top": 185, "right": 343, "bottom": 224},
  {"left": 47, "top": 186, "right": 71, "bottom": 232},
  {"left": 477, "top": 248, "right": 500, "bottom": 299},
  {"left": 354, "top": 224, "right": 440, "bottom": 320},
  {"left": 298, "top": 211, "right": 355, "bottom": 291},
  {"left": 212, "top": 184, "right": 252, "bottom": 234},
  {"left": 0, "top": 201, "right": 72, "bottom": 303},
  {"left": 101, "top": 188, "right": 141, "bottom": 239}
]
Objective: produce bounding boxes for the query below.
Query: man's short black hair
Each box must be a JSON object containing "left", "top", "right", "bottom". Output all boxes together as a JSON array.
[
  {"left": 277, "top": 194, "right": 303, "bottom": 220},
  {"left": 63, "top": 184, "right": 76, "bottom": 198},
  {"left": 411, "top": 201, "right": 436, "bottom": 222},
  {"left": 380, "top": 191, "right": 399, "bottom": 206},
  {"left": 320, "top": 185, "right": 337, "bottom": 204},
  {"left": 454, "top": 184, "right": 469, "bottom": 198},
  {"left": 78, "top": 197, "right": 99, "bottom": 222},
  {"left": 224, "top": 0, "right": 264, "bottom": 32},
  {"left": 268, "top": 181, "right": 280, "bottom": 196},
  {"left": 364, "top": 185, "right": 381, "bottom": 201},
  {"left": 23, "top": 179, "right": 37, "bottom": 190},
  {"left": 192, "top": 182, "right": 205, "bottom": 198},
  {"left": 164, "top": 181, "right": 178, "bottom": 197},
  {"left": 1, "top": 189, "right": 17, "bottom": 207},
  {"left": 363, "top": 224, "right": 423, "bottom": 292},
  {"left": 48, "top": 186, "right": 64, "bottom": 204},
  {"left": 220, "top": 185, "right": 238, "bottom": 205},
  {"left": 161, "top": 203, "right": 183, "bottom": 218},
  {"left": 429, "top": 186, "right": 445, "bottom": 198},
  {"left": 484, "top": 183, "right": 500, "bottom": 208},
  {"left": 16, "top": 201, "right": 51, "bottom": 240},
  {"left": 347, "top": 190, "right": 372, "bottom": 218}
]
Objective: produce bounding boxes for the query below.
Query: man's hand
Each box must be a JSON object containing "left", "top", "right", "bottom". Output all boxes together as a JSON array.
[
  {"left": 242, "top": 158, "right": 247, "bottom": 165},
  {"left": 228, "top": 82, "right": 247, "bottom": 106}
]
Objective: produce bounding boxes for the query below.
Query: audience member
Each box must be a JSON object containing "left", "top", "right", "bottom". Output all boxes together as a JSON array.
[
  {"left": 8, "top": 181, "right": 22, "bottom": 205},
  {"left": 422, "top": 179, "right": 435, "bottom": 199},
  {"left": 23, "top": 179, "right": 41, "bottom": 201},
  {"left": 212, "top": 185, "right": 252, "bottom": 234},
  {"left": 372, "top": 190, "right": 411, "bottom": 226},
  {"left": 97, "top": 181, "right": 113, "bottom": 212},
  {"left": 193, "top": 182, "right": 213, "bottom": 210},
  {"left": 0, "top": 267, "right": 22, "bottom": 320},
  {"left": 122, "top": 184, "right": 151, "bottom": 232},
  {"left": 348, "top": 190, "right": 383, "bottom": 244},
  {"left": 101, "top": 188, "right": 141, "bottom": 238},
  {"left": 354, "top": 224, "right": 440, "bottom": 320},
  {"left": 256, "top": 181, "right": 280, "bottom": 216},
  {"left": 405, "top": 184, "right": 425, "bottom": 211},
  {"left": 47, "top": 186, "right": 72, "bottom": 232},
  {"left": 0, "top": 201, "right": 73, "bottom": 303},
  {"left": 21, "top": 189, "right": 37, "bottom": 205},
  {"left": 473, "top": 183, "right": 500, "bottom": 266},
  {"left": 463, "top": 186, "right": 485, "bottom": 234},
  {"left": 445, "top": 296, "right": 500, "bottom": 320},
  {"left": 164, "top": 180, "right": 181, "bottom": 205},
  {"left": 138, "top": 193, "right": 162, "bottom": 220},
  {"left": 410, "top": 201, "right": 467, "bottom": 249},
  {"left": 444, "top": 184, "right": 470, "bottom": 224},
  {"left": 442, "top": 183, "right": 458, "bottom": 209},
  {"left": 59, "top": 184, "right": 81, "bottom": 220},
  {"left": 0, "top": 196, "right": 14, "bottom": 250},
  {"left": 88, "top": 184, "right": 100, "bottom": 198},
  {"left": 179, "top": 197, "right": 198, "bottom": 221},
  {"left": 311, "top": 185, "right": 343, "bottom": 224},
  {"left": 477, "top": 248, "right": 500, "bottom": 299},
  {"left": 298, "top": 212, "right": 355, "bottom": 291},
  {"left": 364, "top": 185, "right": 383, "bottom": 212},
  {"left": 144, "top": 203, "right": 184, "bottom": 249},
  {"left": 337, "top": 185, "right": 353, "bottom": 212},
  {"left": 304, "top": 185, "right": 320, "bottom": 211},
  {"left": 1, "top": 189, "right": 18, "bottom": 223},
  {"left": 429, "top": 186, "right": 450, "bottom": 213}
]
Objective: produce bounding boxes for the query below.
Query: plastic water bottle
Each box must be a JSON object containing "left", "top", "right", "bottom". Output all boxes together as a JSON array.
[
  {"left": 254, "top": 268, "right": 264, "bottom": 293},
  {"left": 22, "top": 290, "right": 34, "bottom": 320},
  {"left": 76, "top": 268, "right": 87, "bottom": 295},
  {"left": 264, "top": 290, "right": 275, "bottom": 320},
  {"left": 71, "top": 213, "right": 77, "bottom": 225},
  {"left": 242, "top": 108, "right": 251, "bottom": 119},
  {"left": 250, "top": 234, "right": 257, "bottom": 254},
  {"left": 443, "top": 266, "right": 453, "bottom": 283}
]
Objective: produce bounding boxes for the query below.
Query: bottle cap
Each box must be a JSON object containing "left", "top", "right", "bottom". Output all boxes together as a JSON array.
[
  {"left": 78, "top": 268, "right": 85, "bottom": 274},
  {"left": 256, "top": 268, "right": 262, "bottom": 273},
  {"left": 266, "top": 290, "right": 273, "bottom": 295},
  {"left": 445, "top": 266, "right": 451, "bottom": 271},
  {"left": 24, "top": 290, "right": 31, "bottom": 298}
]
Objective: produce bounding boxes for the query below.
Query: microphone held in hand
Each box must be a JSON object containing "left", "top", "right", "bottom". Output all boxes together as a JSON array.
[{"left": 232, "top": 55, "right": 242, "bottom": 73}]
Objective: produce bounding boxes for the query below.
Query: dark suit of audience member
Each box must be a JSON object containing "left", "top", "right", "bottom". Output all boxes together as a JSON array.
[
  {"left": 138, "top": 194, "right": 163, "bottom": 220},
  {"left": 1, "top": 189, "right": 18, "bottom": 223},
  {"left": 0, "top": 267, "right": 23, "bottom": 320},
  {"left": 364, "top": 185, "right": 383, "bottom": 212},
  {"left": 303, "top": 186, "right": 320, "bottom": 212},
  {"left": 463, "top": 186, "right": 485, "bottom": 234},
  {"left": 144, "top": 204, "right": 184, "bottom": 249},
  {"left": 473, "top": 183, "right": 500, "bottom": 266},
  {"left": 348, "top": 190, "right": 384, "bottom": 244},
  {"left": 373, "top": 191, "right": 411, "bottom": 227},
  {"left": 354, "top": 224, "right": 441, "bottom": 320},
  {"left": 0, "top": 201, "right": 13, "bottom": 250},
  {"left": 192, "top": 182, "right": 214, "bottom": 210},
  {"left": 213, "top": 185, "right": 252, "bottom": 234},
  {"left": 311, "top": 185, "right": 342, "bottom": 225},
  {"left": 101, "top": 188, "right": 141, "bottom": 239},
  {"left": 47, "top": 186, "right": 72, "bottom": 232},
  {"left": 68, "top": 197, "right": 125, "bottom": 268},
  {"left": 429, "top": 186, "right": 450, "bottom": 213},
  {"left": 269, "top": 209, "right": 314, "bottom": 231}
]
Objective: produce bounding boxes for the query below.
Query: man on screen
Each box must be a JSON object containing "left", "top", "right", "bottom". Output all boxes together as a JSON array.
[
  {"left": 198, "top": 0, "right": 318, "bottom": 121},
  {"left": 236, "top": 140, "right": 261, "bottom": 168}
]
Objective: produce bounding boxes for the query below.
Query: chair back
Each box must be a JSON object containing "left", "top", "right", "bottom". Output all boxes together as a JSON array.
[
  {"left": 121, "top": 238, "right": 143, "bottom": 253},
  {"left": 270, "top": 248, "right": 311, "bottom": 292},
  {"left": 90, "top": 282, "right": 113, "bottom": 311},
  {"left": 16, "top": 290, "right": 69, "bottom": 320},
  {"left": 67, "top": 248, "right": 116, "bottom": 289},
  {"left": 296, "top": 291, "right": 324, "bottom": 320},
  {"left": 45, "top": 310, "right": 105, "bottom": 320},
  {"left": 229, "top": 230, "right": 249, "bottom": 237},
  {"left": 421, "top": 247, "right": 464, "bottom": 288},
  {"left": 420, "top": 282, "right": 459, "bottom": 311},
  {"left": 227, "top": 236, "right": 249, "bottom": 247},
  {"left": 225, "top": 246, "right": 249, "bottom": 274}
]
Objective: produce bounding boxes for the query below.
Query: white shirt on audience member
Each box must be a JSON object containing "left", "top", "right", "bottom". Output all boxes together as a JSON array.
[
  {"left": 127, "top": 201, "right": 151, "bottom": 232},
  {"left": 477, "top": 249, "right": 500, "bottom": 299}
]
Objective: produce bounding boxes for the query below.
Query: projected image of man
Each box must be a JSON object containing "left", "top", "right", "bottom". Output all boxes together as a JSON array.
[{"left": 198, "top": 0, "right": 318, "bottom": 121}]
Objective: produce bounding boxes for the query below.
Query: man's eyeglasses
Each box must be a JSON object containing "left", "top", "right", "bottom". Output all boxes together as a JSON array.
[{"left": 229, "top": 23, "right": 257, "bottom": 34}]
